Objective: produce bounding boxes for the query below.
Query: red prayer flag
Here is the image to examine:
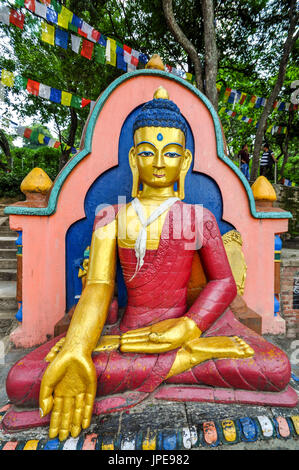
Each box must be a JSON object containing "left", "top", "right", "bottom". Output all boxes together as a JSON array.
[
  {"left": 81, "top": 98, "right": 91, "bottom": 108},
  {"left": 24, "top": 0, "right": 36, "bottom": 12},
  {"left": 24, "top": 128, "right": 32, "bottom": 139},
  {"left": 78, "top": 28, "right": 87, "bottom": 38},
  {"left": 26, "top": 79, "right": 40, "bottom": 96},
  {"left": 166, "top": 65, "right": 172, "bottom": 72},
  {"left": 91, "top": 29, "right": 101, "bottom": 42},
  {"left": 10, "top": 9, "right": 25, "bottom": 29},
  {"left": 53, "top": 141, "right": 61, "bottom": 148},
  {"left": 131, "top": 55, "right": 139, "bottom": 66},
  {"left": 81, "top": 39, "right": 94, "bottom": 59},
  {"left": 123, "top": 44, "right": 132, "bottom": 54}
]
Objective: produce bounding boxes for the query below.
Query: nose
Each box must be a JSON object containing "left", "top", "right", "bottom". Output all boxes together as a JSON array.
[{"left": 153, "top": 149, "right": 165, "bottom": 169}]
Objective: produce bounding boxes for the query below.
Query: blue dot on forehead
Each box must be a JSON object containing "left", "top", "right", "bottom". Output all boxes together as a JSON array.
[{"left": 157, "top": 133, "right": 163, "bottom": 141}]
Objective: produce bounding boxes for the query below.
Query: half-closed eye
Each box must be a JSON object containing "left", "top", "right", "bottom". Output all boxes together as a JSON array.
[{"left": 164, "top": 151, "right": 182, "bottom": 158}]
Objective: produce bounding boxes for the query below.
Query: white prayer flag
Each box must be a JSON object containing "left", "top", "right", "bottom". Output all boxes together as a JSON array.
[
  {"left": 105, "top": 38, "right": 111, "bottom": 62},
  {"left": 34, "top": 1, "right": 47, "bottom": 19},
  {"left": 16, "top": 126, "right": 26, "bottom": 136},
  {"left": 38, "top": 83, "right": 51, "bottom": 100},
  {"left": 71, "top": 34, "right": 81, "bottom": 54},
  {"left": 0, "top": 5, "right": 10, "bottom": 26}
]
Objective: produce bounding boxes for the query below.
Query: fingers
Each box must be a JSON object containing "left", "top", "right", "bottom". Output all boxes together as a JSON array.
[
  {"left": 82, "top": 380, "right": 96, "bottom": 430},
  {"left": 120, "top": 341, "right": 172, "bottom": 354},
  {"left": 70, "top": 393, "right": 85, "bottom": 438},
  {"left": 233, "top": 336, "right": 254, "bottom": 357},
  {"left": 48, "top": 396, "right": 63, "bottom": 439},
  {"left": 59, "top": 397, "right": 75, "bottom": 441},
  {"left": 121, "top": 327, "right": 152, "bottom": 339}
]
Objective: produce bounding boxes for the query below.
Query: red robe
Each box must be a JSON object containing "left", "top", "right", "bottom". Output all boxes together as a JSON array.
[{"left": 6, "top": 202, "right": 292, "bottom": 407}]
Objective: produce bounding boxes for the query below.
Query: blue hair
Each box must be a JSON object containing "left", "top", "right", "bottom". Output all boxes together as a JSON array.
[{"left": 133, "top": 98, "right": 187, "bottom": 137}]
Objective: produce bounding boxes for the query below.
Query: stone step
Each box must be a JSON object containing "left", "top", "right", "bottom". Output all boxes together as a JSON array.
[
  {"left": 0, "top": 237, "right": 17, "bottom": 249},
  {"left": 0, "top": 310, "right": 18, "bottom": 338},
  {"left": 0, "top": 249, "right": 17, "bottom": 259},
  {"left": 0, "top": 259, "right": 17, "bottom": 269},
  {"left": 0, "top": 228, "right": 17, "bottom": 236},
  {"left": 0, "top": 216, "right": 9, "bottom": 226},
  {"left": 0, "top": 281, "right": 17, "bottom": 311},
  {"left": 0, "top": 269, "right": 17, "bottom": 281}
]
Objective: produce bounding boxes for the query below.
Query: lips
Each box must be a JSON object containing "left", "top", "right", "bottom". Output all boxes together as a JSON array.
[{"left": 153, "top": 173, "right": 165, "bottom": 178}]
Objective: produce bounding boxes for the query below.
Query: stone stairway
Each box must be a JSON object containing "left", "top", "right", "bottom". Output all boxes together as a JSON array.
[{"left": 0, "top": 204, "right": 18, "bottom": 346}]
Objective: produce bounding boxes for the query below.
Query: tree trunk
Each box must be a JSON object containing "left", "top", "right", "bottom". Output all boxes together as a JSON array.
[
  {"left": 162, "top": 0, "right": 204, "bottom": 91},
  {"left": 0, "top": 130, "right": 10, "bottom": 171},
  {"left": 201, "top": 0, "right": 218, "bottom": 110},
  {"left": 58, "top": 108, "right": 78, "bottom": 171},
  {"left": 250, "top": 1, "right": 299, "bottom": 182},
  {"left": 278, "top": 110, "right": 294, "bottom": 182}
]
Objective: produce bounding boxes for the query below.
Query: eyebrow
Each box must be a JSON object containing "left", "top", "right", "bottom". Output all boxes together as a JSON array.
[
  {"left": 164, "top": 142, "right": 183, "bottom": 148},
  {"left": 136, "top": 141, "right": 156, "bottom": 147}
]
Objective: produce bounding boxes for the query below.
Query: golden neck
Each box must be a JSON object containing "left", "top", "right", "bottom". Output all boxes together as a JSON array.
[{"left": 138, "top": 183, "right": 178, "bottom": 202}]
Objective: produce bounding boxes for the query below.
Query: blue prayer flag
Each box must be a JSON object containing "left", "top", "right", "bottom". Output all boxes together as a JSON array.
[
  {"left": 55, "top": 28, "right": 68, "bottom": 49},
  {"left": 254, "top": 97, "right": 262, "bottom": 108},
  {"left": 227, "top": 91, "right": 236, "bottom": 104},
  {"left": 117, "top": 51, "right": 127, "bottom": 72},
  {"left": 98, "top": 34, "right": 107, "bottom": 47},
  {"left": 50, "top": 88, "right": 62, "bottom": 103},
  {"left": 44, "top": 136, "right": 50, "bottom": 144},
  {"left": 46, "top": 7, "right": 58, "bottom": 24},
  {"left": 71, "top": 14, "right": 82, "bottom": 29}
]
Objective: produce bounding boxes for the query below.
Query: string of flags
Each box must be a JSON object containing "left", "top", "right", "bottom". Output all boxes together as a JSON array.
[
  {"left": 0, "top": 116, "right": 78, "bottom": 153},
  {"left": 216, "top": 83, "right": 298, "bottom": 113},
  {"left": 1, "top": 1, "right": 192, "bottom": 81},
  {"left": 219, "top": 107, "right": 288, "bottom": 134},
  {"left": 0, "top": 67, "right": 95, "bottom": 110}
]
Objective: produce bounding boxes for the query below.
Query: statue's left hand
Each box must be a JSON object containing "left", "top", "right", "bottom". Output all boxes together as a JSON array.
[
  {"left": 39, "top": 349, "right": 97, "bottom": 441},
  {"left": 120, "top": 317, "right": 201, "bottom": 353}
]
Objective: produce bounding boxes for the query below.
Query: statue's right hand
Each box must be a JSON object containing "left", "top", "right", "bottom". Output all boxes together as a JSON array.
[{"left": 39, "top": 349, "right": 97, "bottom": 441}]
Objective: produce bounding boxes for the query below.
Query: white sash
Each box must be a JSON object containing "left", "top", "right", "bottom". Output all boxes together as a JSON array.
[{"left": 129, "top": 197, "right": 179, "bottom": 281}]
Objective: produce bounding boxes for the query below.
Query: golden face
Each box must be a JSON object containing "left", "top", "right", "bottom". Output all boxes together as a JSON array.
[{"left": 131, "top": 127, "right": 190, "bottom": 189}]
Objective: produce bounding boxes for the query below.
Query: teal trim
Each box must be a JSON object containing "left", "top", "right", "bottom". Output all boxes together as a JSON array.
[{"left": 4, "top": 70, "right": 292, "bottom": 220}]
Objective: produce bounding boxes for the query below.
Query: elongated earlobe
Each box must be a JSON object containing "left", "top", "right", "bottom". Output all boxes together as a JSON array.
[
  {"left": 177, "top": 149, "right": 192, "bottom": 200},
  {"left": 129, "top": 147, "right": 140, "bottom": 198}
]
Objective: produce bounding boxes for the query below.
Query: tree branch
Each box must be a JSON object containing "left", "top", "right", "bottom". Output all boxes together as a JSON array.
[{"left": 162, "top": 0, "right": 204, "bottom": 91}]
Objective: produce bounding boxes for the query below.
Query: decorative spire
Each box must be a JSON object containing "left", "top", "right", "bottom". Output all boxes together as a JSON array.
[
  {"left": 251, "top": 176, "right": 277, "bottom": 202},
  {"left": 153, "top": 86, "right": 169, "bottom": 100},
  {"left": 145, "top": 54, "right": 165, "bottom": 71},
  {"left": 21, "top": 168, "right": 53, "bottom": 195}
]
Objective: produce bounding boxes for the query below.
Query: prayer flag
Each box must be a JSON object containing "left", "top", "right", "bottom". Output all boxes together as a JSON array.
[
  {"left": 71, "top": 14, "right": 82, "bottom": 29},
  {"left": 38, "top": 83, "right": 51, "bottom": 99},
  {"left": 98, "top": 35, "right": 106, "bottom": 47},
  {"left": 227, "top": 90, "right": 236, "bottom": 104},
  {"left": 1, "top": 69, "right": 14, "bottom": 87},
  {"left": 24, "top": 128, "right": 32, "bottom": 139},
  {"left": 44, "top": 136, "right": 50, "bottom": 144},
  {"left": 24, "top": 0, "right": 35, "bottom": 12},
  {"left": 51, "top": 0, "right": 62, "bottom": 14},
  {"left": 94, "top": 44, "right": 106, "bottom": 64},
  {"left": 50, "top": 87, "right": 61, "bottom": 103},
  {"left": 16, "top": 126, "right": 26, "bottom": 136},
  {"left": 46, "top": 6, "right": 58, "bottom": 24},
  {"left": 57, "top": 5, "right": 72, "bottom": 29},
  {"left": 166, "top": 65, "right": 172, "bottom": 73},
  {"left": 248, "top": 95, "right": 256, "bottom": 108},
  {"left": 116, "top": 50, "right": 127, "bottom": 71},
  {"left": 131, "top": 49, "right": 139, "bottom": 67},
  {"left": 10, "top": 9, "right": 25, "bottom": 29},
  {"left": 38, "top": 133, "right": 45, "bottom": 144},
  {"left": 91, "top": 29, "right": 101, "bottom": 43},
  {"left": 223, "top": 88, "right": 231, "bottom": 102},
  {"left": 41, "top": 21, "right": 55, "bottom": 45},
  {"left": 139, "top": 53, "right": 148, "bottom": 64},
  {"left": 48, "top": 138, "right": 56, "bottom": 147},
  {"left": 0, "top": 5, "right": 10, "bottom": 26},
  {"left": 81, "top": 98, "right": 91, "bottom": 108},
  {"left": 81, "top": 39, "right": 94, "bottom": 59},
  {"left": 71, "top": 34, "right": 81, "bottom": 54},
  {"left": 106, "top": 38, "right": 116, "bottom": 66},
  {"left": 34, "top": 1, "right": 47, "bottom": 19},
  {"left": 70, "top": 95, "right": 82, "bottom": 109},
  {"left": 40, "top": 0, "right": 51, "bottom": 5},
  {"left": 53, "top": 141, "right": 61, "bottom": 148},
  {"left": 15, "top": 0, "right": 25, "bottom": 7},
  {"left": 27, "top": 79, "right": 40, "bottom": 95},
  {"left": 239, "top": 92, "right": 247, "bottom": 105},
  {"left": 278, "top": 102, "right": 285, "bottom": 111},
  {"left": 14, "top": 75, "right": 27, "bottom": 90},
  {"left": 61, "top": 91, "right": 72, "bottom": 106},
  {"left": 55, "top": 28, "right": 68, "bottom": 49}
]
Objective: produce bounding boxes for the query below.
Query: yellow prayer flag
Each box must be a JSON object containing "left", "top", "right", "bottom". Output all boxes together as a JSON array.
[
  {"left": 1, "top": 69, "right": 14, "bottom": 87},
  {"left": 61, "top": 91, "right": 72, "bottom": 106},
  {"left": 106, "top": 38, "right": 116, "bottom": 66},
  {"left": 41, "top": 21, "right": 55, "bottom": 46},
  {"left": 58, "top": 6, "right": 73, "bottom": 29},
  {"left": 38, "top": 134, "right": 45, "bottom": 144}
]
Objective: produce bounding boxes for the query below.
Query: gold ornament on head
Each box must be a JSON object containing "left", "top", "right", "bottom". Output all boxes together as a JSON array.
[{"left": 153, "top": 86, "right": 169, "bottom": 100}]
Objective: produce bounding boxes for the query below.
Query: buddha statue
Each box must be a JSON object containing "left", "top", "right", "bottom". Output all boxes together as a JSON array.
[{"left": 5, "top": 87, "right": 294, "bottom": 442}]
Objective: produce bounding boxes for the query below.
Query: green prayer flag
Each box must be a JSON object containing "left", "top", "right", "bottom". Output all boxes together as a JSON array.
[
  {"left": 30, "top": 130, "right": 39, "bottom": 143},
  {"left": 51, "top": 0, "right": 62, "bottom": 13},
  {"left": 94, "top": 45, "right": 106, "bottom": 64},
  {"left": 15, "top": 0, "right": 25, "bottom": 7},
  {"left": 68, "top": 22, "right": 78, "bottom": 33},
  {"left": 14, "top": 75, "right": 27, "bottom": 91},
  {"left": 70, "top": 94, "right": 82, "bottom": 109}
]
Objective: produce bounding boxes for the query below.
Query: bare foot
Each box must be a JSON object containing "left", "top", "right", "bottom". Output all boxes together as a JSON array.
[{"left": 185, "top": 335, "right": 254, "bottom": 363}]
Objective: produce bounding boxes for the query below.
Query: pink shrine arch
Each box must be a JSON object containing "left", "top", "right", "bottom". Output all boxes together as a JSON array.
[{"left": 5, "top": 70, "right": 291, "bottom": 348}]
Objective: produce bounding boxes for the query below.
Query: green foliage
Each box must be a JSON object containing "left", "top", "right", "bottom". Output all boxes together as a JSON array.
[{"left": 0, "top": 146, "right": 60, "bottom": 197}]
